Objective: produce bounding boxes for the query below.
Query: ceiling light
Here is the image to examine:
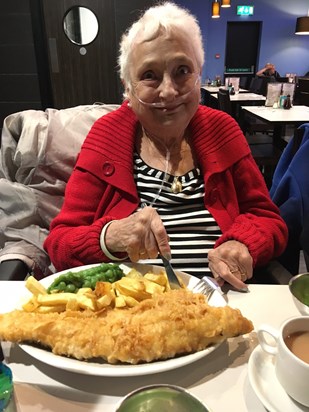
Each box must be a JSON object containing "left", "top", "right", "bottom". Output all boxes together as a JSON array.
[
  {"left": 295, "top": 15, "right": 309, "bottom": 35},
  {"left": 221, "top": 0, "right": 231, "bottom": 7},
  {"left": 212, "top": 0, "right": 220, "bottom": 18}
]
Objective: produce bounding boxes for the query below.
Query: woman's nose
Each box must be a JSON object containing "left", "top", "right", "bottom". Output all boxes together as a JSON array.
[{"left": 158, "top": 74, "right": 178, "bottom": 100}]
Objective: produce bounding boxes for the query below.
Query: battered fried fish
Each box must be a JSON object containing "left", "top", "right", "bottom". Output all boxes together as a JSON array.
[{"left": 0, "top": 289, "right": 253, "bottom": 364}]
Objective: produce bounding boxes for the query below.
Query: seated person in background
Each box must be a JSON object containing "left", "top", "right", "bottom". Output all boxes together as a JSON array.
[
  {"left": 270, "top": 123, "right": 309, "bottom": 275},
  {"left": 256, "top": 63, "right": 281, "bottom": 81},
  {"left": 44, "top": 2, "right": 288, "bottom": 291}
]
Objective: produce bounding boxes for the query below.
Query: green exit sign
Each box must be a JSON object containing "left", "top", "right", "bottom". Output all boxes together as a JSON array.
[{"left": 237, "top": 5, "right": 254, "bottom": 16}]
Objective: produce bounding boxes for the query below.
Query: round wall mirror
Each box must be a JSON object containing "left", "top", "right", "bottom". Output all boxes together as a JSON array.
[{"left": 63, "top": 6, "right": 99, "bottom": 46}]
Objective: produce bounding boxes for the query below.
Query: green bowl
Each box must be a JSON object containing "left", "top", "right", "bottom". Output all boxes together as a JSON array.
[
  {"left": 115, "top": 384, "right": 211, "bottom": 412},
  {"left": 289, "top": 273, "right": 309, "bottom": 315},
  {"left": 0, "top": 363, "right": 13, "bottom": 411}
]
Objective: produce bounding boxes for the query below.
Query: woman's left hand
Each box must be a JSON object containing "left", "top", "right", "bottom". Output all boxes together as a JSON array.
[{"left": 208, "top": 240, "right": 253, "bottom": 290}]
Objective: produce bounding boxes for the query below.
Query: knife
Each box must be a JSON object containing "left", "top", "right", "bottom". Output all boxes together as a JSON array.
[{"left": 159, "top": 254, "right": 181, "bottom": 290}]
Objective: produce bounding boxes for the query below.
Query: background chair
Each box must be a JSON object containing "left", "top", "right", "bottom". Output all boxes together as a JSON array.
[
  {"left": 249, "top": 77, "right": 264, "bottom": 95},
  {"left": 217, "top": 88, "right": 233, "bottom": 116},
  {"left": 200, "top": 88, "right": 218, "bottom": 109},
  {"left": 216, "top": 87, "right": 281, "bottom": 188},
  {"left": 200, "top": 88, "right": 209, "bottom": 106},
  {"left": 249, "top": 76, "right": 274, "bottom": 96},
  {"left": 241, "top": 82, "right": 284, "bottom": 188},
  {"left": 246, "top": 137, "right": 282, "bottom": 188},
  {"left": 294, "top": 77, "right": 309, "bottom": 105},
  {"left": 239, "top": 75, "right": 250, "bottom": 90},
  {"left": 297, "top": 77, "right": 309, "bottom": 92},
  {"left": 244, "top": 79, "right": 276, "bottom": 136},
  {"left": 0, "top": 103, "right": 119, "bottom": 280},
  {"left": 298, "top": 91, "right": 309, "bottom": 106}
]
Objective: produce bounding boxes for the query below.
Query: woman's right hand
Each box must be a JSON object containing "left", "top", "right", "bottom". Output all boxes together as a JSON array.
[{"left": 104, "top": 206, "right": 171, "bottom": 262}]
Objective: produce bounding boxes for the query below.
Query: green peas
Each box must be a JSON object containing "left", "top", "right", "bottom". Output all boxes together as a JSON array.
[
  {"left": 57, "top": 281, "right": 67, "bottom": 291},
  {"left": 65, "top": 284, "right": 77, "bottom": 293},
  {"left": 83, "top": 279, "right": 92, "bottom": 289},
  {"left": 90, "top": 279, "right": 97, "bottom": 290},
  {"left": 47, "top": 263, "right": 124, "bottom": 294},
  {"left": 104, "top": 269, "right": 113, "bottom": 279}
]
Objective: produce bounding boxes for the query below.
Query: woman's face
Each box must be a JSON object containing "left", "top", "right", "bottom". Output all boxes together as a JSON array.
[{"left": 127, "top": 30, "right": 201, "bottom": 137}]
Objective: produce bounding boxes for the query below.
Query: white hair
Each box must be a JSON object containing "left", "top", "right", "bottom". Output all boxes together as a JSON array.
[{"left": 118, "top": 2, "right": 204, "bottom": 93}]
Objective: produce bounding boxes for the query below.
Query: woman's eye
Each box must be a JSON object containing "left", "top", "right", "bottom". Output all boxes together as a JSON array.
[
  {"left": 141, "top": 71, "right": 156, "bottom": 81},
  {"left": 176, "top": 66, "right": 191, "bottom": 76}
]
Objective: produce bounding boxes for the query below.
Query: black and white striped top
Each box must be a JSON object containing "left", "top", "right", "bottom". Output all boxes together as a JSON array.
[{"left": 134, "top": 152, "right": 222, "bottom": 278}]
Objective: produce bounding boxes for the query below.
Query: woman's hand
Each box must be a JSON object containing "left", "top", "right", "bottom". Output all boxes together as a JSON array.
[
  {"left": 104, "top": 206, "right": 171, "bottom": 262},
  {"left": 208, "top": 240, "right": 253, "bottom": 291}
]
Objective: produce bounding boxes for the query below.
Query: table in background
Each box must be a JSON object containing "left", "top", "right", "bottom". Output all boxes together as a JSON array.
[
  {"left": 241, "top": 105, "right": 309, "bottom": 149},
  {"left": 212, "top": 92, "right": 265, "bottom": 103},
  {"left": 201, "top": 85, "right": 248, "bottom": 93},
  {"left": 211, "top": 92, "right": 266, "bottom": 119},
  {"left": 0, "top": 281, "right": 300, "bottom": 412},
  {"left": 201, "top": 86, "right": 266, "bottom": 113}
]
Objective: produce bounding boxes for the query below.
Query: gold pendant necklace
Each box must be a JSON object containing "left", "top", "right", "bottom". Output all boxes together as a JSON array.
[{"left": 171, "top": 176, "right": 182, "bottom": 193}]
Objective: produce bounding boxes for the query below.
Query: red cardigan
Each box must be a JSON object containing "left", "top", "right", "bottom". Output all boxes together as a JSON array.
[{"left": 44, "top": 102, "right": 288, "bottom": 271}]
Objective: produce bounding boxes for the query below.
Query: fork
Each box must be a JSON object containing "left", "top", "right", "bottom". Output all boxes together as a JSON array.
[{"left": 192, "top": 276, "right": 223, "bottom": 300}]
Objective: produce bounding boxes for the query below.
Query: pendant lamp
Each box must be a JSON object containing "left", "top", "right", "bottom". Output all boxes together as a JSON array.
[
  {"left": 221, "top": 0, "right": 231, "bottom": 7},
  {"left": 212, "top": 0, "right": 220, "bottom": 18},
  {"left": 295, "top": 15, "right": 309, "bottom": 35}
]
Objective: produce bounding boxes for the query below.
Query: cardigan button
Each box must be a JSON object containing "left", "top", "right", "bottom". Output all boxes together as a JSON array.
[{"left": 102, "top": 162, "right": 115, "bottom": 176}]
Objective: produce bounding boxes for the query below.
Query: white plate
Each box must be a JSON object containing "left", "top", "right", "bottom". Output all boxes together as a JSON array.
[
  {"left": 19, "top": 263, "right": 226, "bottom": 377},
  {"left": 248, "top": 345, "right": 309, "bottom": 412}
]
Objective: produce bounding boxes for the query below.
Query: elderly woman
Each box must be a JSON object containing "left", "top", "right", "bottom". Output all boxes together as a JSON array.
[{"left": 44, "top": 2, "right": 287, "bottom": 290}]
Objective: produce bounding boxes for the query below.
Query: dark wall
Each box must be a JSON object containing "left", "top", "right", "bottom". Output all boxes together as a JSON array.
[
  {"left": 0, "top": 0, "right": 156, "bottom": 127},
  {"left": 0, "top": 0, "right": 42, "bottom": 127}
]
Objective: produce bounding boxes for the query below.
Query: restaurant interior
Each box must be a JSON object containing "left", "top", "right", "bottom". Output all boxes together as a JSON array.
[
  {"left": 1, "top": 0, "right": 309, "bottom": 123},
  {"left": 0, "top": 1, "right": 309, "bottom": 410},
  {"left": 1, "top": 0, "right": 309, "bottom": 184}
]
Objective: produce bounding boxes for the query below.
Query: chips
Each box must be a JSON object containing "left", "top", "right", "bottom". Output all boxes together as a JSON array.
[{"left": 22, "top": 268, "right": 172, "bottom": 313}]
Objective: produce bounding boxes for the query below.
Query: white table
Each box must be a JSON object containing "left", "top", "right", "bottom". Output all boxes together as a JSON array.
[
  {"left": 211, "top": 92, "right": 266, "bottom": 103},
  {"left": 241, "top": 105, "right": 309, "bottom": 123},
  {"left": 201, "top": 86, "right": 248, "bottom": 93},
  {"left": 241, "top": 105, "right": 309, "bottom": 148},
  {"left": 0, "top": 282, "right": 300, "bottom": 412}
]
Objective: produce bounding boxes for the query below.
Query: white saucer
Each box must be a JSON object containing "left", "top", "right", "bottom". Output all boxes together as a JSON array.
[{"left": 248, "top": 345, "right": 309, "bottom": 412}]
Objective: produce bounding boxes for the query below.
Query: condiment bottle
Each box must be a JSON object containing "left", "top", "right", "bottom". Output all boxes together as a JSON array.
[{"left": 283, "top": 94, "right": 292, "bottom": 110}]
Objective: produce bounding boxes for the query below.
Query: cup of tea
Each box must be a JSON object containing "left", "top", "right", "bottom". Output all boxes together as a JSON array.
[
  {"left": 257, "top": 316, "right": 309, "bottom": 406},
  {"left": 115, "top": 384, "right": 211, "bottom": 412}
]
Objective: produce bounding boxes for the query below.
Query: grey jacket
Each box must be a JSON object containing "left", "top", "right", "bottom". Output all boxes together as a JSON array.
[{"left": 0, "top": 104, "right": 118, "bottom": 277}]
